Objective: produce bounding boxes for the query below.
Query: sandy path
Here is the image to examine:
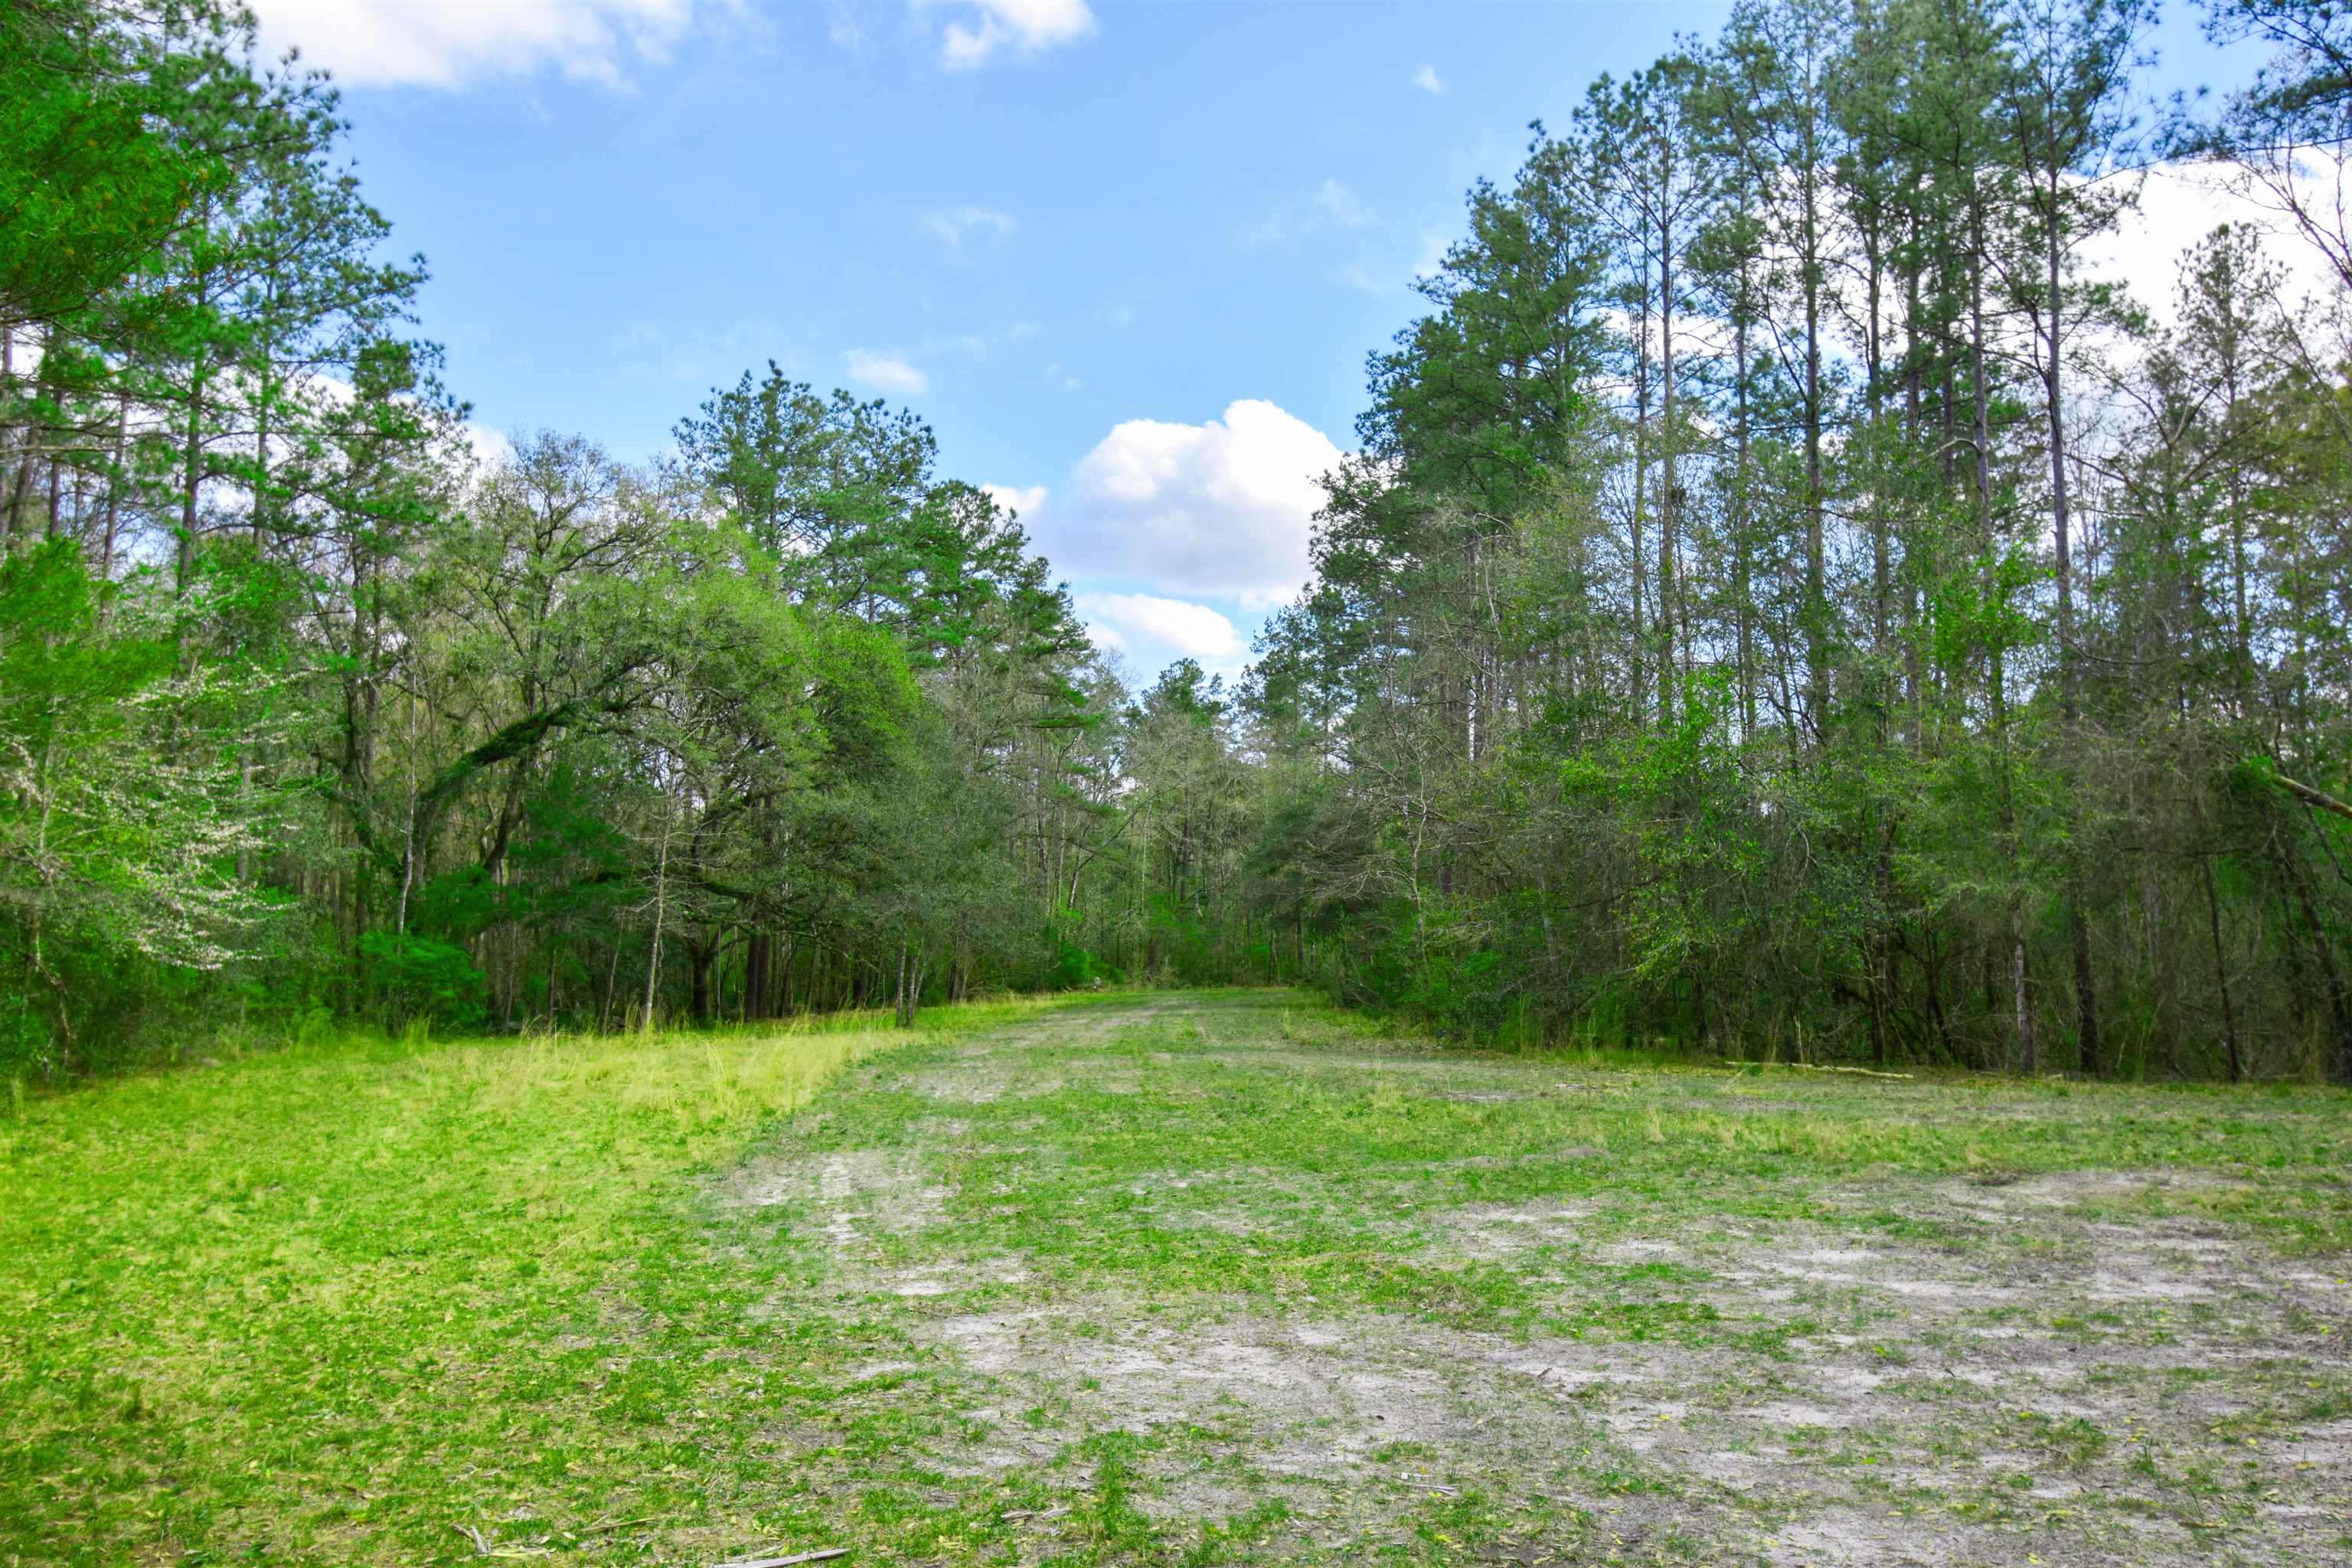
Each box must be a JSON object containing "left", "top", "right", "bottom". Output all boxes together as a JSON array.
[{"left": 712, "top": 991, "right": 2352, "bottom": 1566}]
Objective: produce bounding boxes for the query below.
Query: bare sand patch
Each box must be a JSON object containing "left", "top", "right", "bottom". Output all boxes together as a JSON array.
[{"left": 712, "top": 995, "right": 2352, "bottom": 1566}]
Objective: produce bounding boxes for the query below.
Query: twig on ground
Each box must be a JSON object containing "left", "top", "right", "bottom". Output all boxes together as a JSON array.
[
  {"left": 1721, "top": 1059, "right": 1913, "bottom": 1080},
  {"left": 714, "top": 1550, "right": 850, "bottom": 1568},
  {"left": 585, "top": 1514, "right": 660, "bottom": 1533}
]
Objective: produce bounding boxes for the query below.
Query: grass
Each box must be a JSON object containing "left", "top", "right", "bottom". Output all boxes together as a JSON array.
[
  {"left": 5, "top": 988, "right": 2350, "bottom": 1566},
  {"left": 0, "top": 995, "right": 1087, "bottom": 1565}
]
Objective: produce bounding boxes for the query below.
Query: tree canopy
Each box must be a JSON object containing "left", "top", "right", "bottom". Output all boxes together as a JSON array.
[{"left": 8, "top": 0, "right": 2352, "bottom": 1083}]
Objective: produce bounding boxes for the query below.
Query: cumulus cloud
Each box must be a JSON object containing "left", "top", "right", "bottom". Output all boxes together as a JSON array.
[
  {"left": 249, "top": 0, "right": 710, "bottom": 90},
  {"left": 465, "top": 420, "right": 516, "bottom": 469},
  {"left": 2091, "top": 160, "right": 2346, "bottom": 330},
  {"left": 844, "top": 348, "right": 930, "bottom": 396},
  {"left": 920, "top": 204, "right": 1018, "bottom": 256},
  {"left": 1413, "top": 64, "right": 1446, "bottom": 95},
  {"left": 923, "top": 0, "right": 1095, "bottom": 70},
  {"left": 1076, "top": 593, "right": 1244, "bottom": 663},
  {"left": 982, "top": 482, "right": 1047, "bottom": 518},
  {"left": 1032, "top": 399, "right": 1346, "bottom": 611}
]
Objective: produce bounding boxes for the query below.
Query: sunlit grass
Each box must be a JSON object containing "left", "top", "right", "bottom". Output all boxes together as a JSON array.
[
  {"left": 0, "top": 993, "right": 1089, "bottom": 1566},
  {"left": 5, "top": 987, "right": 2347, "bottom": 1565}
]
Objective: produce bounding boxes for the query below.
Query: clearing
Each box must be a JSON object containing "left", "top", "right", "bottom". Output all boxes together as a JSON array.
[{"left": 5, "top": 990, "right": 2350, "bottom": 1566}]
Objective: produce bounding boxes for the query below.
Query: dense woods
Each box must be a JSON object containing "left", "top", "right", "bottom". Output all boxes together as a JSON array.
[
  {"left": 7, "top": 0, "right": 2352, "bottom": 1080},
  {"left": 1254, "top": 0, "right": 2352, "bottom": 1081}
]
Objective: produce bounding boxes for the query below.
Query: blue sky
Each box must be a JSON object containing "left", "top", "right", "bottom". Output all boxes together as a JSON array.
[{"left": 252, "top": 0, "right": 2264, "bottom": 682}]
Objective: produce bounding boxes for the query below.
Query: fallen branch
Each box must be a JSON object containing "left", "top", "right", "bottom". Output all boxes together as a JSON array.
[
  {"left": 1720, "top": 1059, "right": 1914, "bottom": 1080},
  {"left": 714, "top": 1550, "right": 849, "bottom": 1568}
]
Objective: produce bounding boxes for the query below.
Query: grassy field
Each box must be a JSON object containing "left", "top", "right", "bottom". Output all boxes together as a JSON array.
[{"left": 4, "top": 991, "right": 2350, "bottom": 1566}]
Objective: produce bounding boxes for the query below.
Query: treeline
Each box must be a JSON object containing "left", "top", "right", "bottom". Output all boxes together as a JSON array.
[
  {"left": 1226, "top": 0, "right": 2352, "bottom": 1079},
  {"left": 0, "top": 2, "right": 1289, "bottom": 1077},
  {"left": 11, "top": 1, "right": 2352, "bottom": 1084}
]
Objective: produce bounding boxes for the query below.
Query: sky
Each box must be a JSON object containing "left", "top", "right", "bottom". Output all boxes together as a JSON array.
[{"left": 246, "top": 0, "right": 2288, "bottom": 684}]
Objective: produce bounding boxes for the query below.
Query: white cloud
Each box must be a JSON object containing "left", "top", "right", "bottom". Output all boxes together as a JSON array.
[
  {"left": 844, "top": 348, "right": 930, "bottom": 396},
  {"left": 920, "top": 204, "right": 1018, "bottom": 256},
  {"left": 2091, "top": 160, "right": 2346, "bottom": 330},
  {"left": 1035, "top": 399, "right": 1347, "bottom": 611},
  {"left": 1413, "top": 223, "right": 1455, "bottom": 280},
  {"left": 1314, "top": 179, "right": 1367, "bottom": 228},
  {"left": 1329, "top": 220, "right": 1455, "bottom": 295},
  {"left": 1413, "top": 64, "right": 1446, "bottom": 96},
  {"left": 982, "top": 482, "right": 1047, "bottom": 518},
  {"left": 1241, "top": 179, "right": 1372, "bottom": 252},
  {"left": 1077, "top": 593, "right": 1244, "bottom": 663},
  {"left": 465, "top": 420, "right": 516, "bottom": 469},
  {"left": 923, "top": 0, "right": 1095, "bottom": 70},
  {"left": 249, "top": 0, "right": 710, "bottom": 90}
]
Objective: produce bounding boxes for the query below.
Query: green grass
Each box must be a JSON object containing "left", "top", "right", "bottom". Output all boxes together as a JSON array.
[
  {"left": 5, "top": 988, "right": 2350, "bottom": 1566},
  {"left": 0, "top": 995, "right": 1091, "bottom": 1565}
]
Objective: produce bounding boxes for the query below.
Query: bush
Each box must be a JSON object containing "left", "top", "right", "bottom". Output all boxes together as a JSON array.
[
  {"left": 1039, "top": 926, "right": 1123, "bottom": 991},
  {"left": 357, "top": 933, "right": 487, "bottom": 1031}
]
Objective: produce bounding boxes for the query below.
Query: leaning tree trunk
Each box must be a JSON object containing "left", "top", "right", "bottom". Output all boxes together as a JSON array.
[{"left": 641, "top": 809, "right": 672, "bottom": 1034}]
